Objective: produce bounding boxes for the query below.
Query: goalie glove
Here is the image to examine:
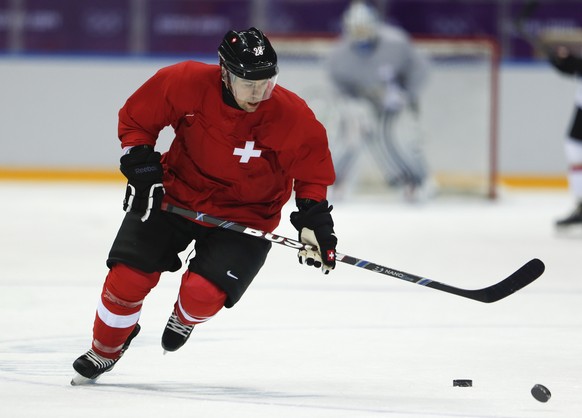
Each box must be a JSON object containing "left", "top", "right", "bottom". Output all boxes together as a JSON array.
[
  {"left": 290, "top": 199, "right": 338, "bottom": 274},
  {"left": 120, "top": 145, "right": 165, "bottom": 222},
  {"left": 549, "top": 47, "right": 582, "bottom": 76}
]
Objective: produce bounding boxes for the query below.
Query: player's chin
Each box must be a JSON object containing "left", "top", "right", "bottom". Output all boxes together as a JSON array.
[{"left": 244, "top": 101, "right": 261, "bottom": 112}]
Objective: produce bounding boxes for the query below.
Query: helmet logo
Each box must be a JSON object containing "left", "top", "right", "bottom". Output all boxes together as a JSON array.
[{"left": 252, "top": 46, "right": 265, "bottom": 56}]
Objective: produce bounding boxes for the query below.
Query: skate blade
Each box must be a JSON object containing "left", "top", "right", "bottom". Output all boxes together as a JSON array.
[{"left": 70, "top": 373, "right": 99, "bottom": 386}]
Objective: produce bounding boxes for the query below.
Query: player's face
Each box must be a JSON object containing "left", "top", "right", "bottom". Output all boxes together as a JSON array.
[{"left": 229, "top": 73, "right": 277, "bottom": 112}]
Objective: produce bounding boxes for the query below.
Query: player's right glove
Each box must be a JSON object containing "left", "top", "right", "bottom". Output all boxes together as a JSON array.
[
  {"left": 549, "top": 47, "right": 582, "bottom": 76},
  {"left": 290, "top": 199, "right": 338, "bottom": 275},
  {"left": 119, "top": 145, "right": 164, "bottom": 222}
]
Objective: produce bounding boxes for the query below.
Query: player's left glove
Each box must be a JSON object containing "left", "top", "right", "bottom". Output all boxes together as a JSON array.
[
  {"left": 549, "top": 46, "right": 582, "bottom": 76},
  {"left": 290, "top": 199, "right": 338, "bottom": 275}
]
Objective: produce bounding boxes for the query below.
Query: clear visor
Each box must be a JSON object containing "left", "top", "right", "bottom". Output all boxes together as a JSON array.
[
  {"left": 344, "top": 22, "right": 379, "bottom": 43},
  {"left": 228, "top": 71, "right": 278, "bottom": 103}
]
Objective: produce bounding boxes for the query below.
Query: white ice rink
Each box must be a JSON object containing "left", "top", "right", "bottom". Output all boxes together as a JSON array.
[{"left": 1, "top": 182, "right": 580, "bottom": 418}]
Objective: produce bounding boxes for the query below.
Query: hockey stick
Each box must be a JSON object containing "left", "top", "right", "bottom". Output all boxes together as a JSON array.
[{"left": 162, "top": 202, "right": 545, "bottom": 303}]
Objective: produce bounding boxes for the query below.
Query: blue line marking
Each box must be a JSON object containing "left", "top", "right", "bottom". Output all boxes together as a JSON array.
[
  {"left": 356, "top": 260, "right": 369, "bottom": 267},
  {"left": 417, "top": 279, "right": 432, "bottom": 286}
]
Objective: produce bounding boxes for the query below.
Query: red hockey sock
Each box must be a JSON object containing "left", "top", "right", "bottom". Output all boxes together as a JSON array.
[
  {"left": 174, "top": 271, "right": 227, "bottom": 325},
  {"left": 92, "top": 264, "right": 160, "bottom": 358}
]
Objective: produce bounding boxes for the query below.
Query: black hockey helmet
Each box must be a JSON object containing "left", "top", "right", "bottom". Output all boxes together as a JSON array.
[{"left": 218, "top": 27, "right": 278, "bottom": 80}]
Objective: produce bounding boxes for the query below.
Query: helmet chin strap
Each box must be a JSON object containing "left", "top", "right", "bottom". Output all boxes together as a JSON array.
[
  {"left": 220, "top": 66, "right": 230, "bottom": 88},
  {"left": 221, "top": 66, "right": 237, "bottom": 98},
  {"left": 220, "top": 71, "right": 244, "bottom": 110}
]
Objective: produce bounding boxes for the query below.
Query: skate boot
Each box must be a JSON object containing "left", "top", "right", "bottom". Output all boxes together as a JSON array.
[
  {"left": 556, "top": 202, "right": 582, "bottom": 228},
  {"left": 71, "top": 323, "right": 141, "bottom": 385},
  {"left": 161, "top": 312, "right": 194, "bottom": 353}
]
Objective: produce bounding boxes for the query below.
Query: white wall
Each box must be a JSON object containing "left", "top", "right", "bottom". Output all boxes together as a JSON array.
[
  {"left": 499, "top": 64, "right": 575, "bottom": 175},
  {"left": 0, "top": 57, "right": 179, "bottom": 170},
  {"left": 0, "top": 56, "right": 577, "bottom": 177}
]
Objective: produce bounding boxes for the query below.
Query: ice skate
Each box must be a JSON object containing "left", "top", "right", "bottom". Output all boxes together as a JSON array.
[
  {"left": 71, "top": 323, "right": 141, "bottom": 385},
  {"left": 556, "top": 202, "right": 582, "bottom": 228},
  {"left": 161, "top": 311, "right": 194, "bottom": 353}
]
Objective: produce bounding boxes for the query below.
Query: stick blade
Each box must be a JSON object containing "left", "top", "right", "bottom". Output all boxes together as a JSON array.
[{"left": 480, "top": 258, "right": 545, "bottom": 303}]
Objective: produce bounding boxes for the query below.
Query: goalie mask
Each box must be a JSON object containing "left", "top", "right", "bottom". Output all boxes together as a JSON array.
[
  {"left": 218, "top": 27, "right": 279, "bottom": 104},
  {"left": 342, "top": 1, "right": 380, "bottom": 49}
]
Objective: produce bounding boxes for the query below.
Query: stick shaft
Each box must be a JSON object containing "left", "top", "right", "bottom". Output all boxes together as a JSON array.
[{"left": 162, "top": 203, "right": 544, "bottom": 303}]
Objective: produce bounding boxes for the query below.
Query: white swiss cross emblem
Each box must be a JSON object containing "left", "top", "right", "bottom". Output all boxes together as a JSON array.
[{"left": 233, "top": 141, "right": 261, "bottom": 163}]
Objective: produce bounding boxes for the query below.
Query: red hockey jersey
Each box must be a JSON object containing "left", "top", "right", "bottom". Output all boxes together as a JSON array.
[{"left": 118, "top": 61, "right": 335, "bottom": 232}]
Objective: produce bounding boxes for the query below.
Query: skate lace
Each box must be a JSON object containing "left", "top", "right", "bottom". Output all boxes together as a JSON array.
[
  {"left": 85, "top": 349, "right": 116, "bottom": 370},
  {"left": 167, "top": 313, "right": 193, "bottom": 338}
]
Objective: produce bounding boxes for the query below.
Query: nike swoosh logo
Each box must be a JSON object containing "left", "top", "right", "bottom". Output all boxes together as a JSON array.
[{"left": 226, "top": 270, "right": 239, "bottom": 280}]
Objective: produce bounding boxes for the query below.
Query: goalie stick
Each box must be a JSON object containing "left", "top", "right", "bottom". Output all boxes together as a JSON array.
[{"left": 162, "top": 203, "right": 545, "bottom": 303}]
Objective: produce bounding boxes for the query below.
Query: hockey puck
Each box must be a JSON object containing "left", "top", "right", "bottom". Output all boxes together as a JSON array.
[
  {"left": 453, "top": 379, "right": 472, "bottom": 387},
  {"left": 531, "top": 384, "right": 551, "bottom": 402}
]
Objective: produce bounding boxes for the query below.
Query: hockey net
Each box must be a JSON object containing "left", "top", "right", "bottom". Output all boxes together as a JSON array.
[{"left": 270, "top": 35, "right": 500, "bottom": 199}]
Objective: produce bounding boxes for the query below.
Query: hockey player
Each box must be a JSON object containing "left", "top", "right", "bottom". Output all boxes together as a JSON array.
[
  {"left": 326, "top": 0, "right": 430, "bottom": 199},
  {"left": 549, "top": 45, "right": 582, "bottom": 228},
  {"left": 71, "top": 27, "right": 337, "bottom": 385}
]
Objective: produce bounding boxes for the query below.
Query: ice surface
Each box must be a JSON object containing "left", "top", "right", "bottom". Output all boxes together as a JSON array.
[{"left": 1, "top": 182, "right": 580, "bottom": 418}]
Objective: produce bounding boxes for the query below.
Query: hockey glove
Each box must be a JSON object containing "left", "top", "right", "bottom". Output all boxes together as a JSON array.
[
  {"left": 290, "top": 199, "right": 338, "bottom": 275},
  {"left": 120, "top": 145, "right": 164, "bottom": 222},
  {"left": 549, "top": 47, "right": 582, "bottom": 76}
]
